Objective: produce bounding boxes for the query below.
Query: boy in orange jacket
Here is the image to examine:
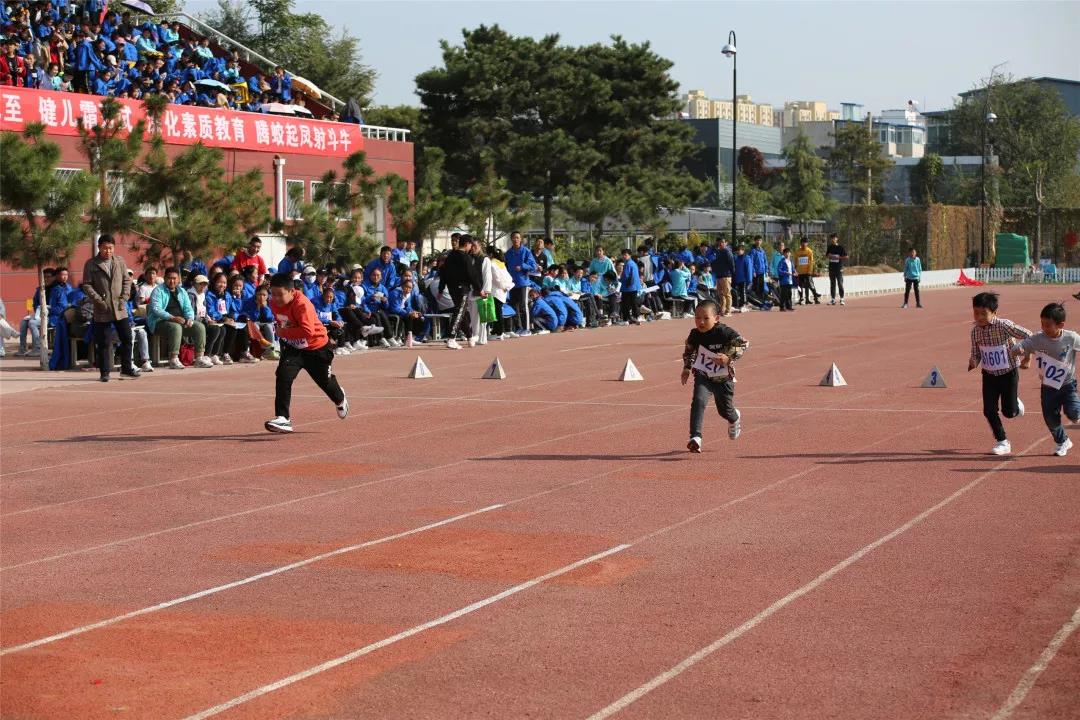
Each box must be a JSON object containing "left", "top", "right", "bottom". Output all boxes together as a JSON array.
[{"left": 265, "top": 273, "right": 349, "bottom": 433}]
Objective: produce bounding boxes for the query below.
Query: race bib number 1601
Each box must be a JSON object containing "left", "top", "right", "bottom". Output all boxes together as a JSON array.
[{"left": 979, "top": 344, "right": 1011, "bottom": 373}]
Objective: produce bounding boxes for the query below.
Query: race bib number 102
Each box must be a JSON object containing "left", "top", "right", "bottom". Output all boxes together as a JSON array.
[{"left": 1035, "top": 352, "right": 1069, "bottom": 390}]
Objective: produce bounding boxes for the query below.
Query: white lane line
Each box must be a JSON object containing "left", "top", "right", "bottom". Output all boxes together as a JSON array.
[
  {"left": 178, "top": 395, "right": 969, "bottom": 719},
  {"left": 784, "top": 354, "right": 808, "bottom": 360},
  {"left": 990, "top": 603, "right": 1080, "bottom": 720},
  {"left": 585, "top": 436, "right": 1046, "bottom": 720},
  {"left": 559, "top": 344, "right": 614, "bottom": 353},
  {"left": 1, "top": 393, "right": 823, "bottom": 652},
  {"left": 0, "top": 505, "right": 503, "bottom": 656},
  {"left": 181, "top": 544, "right": 631, "bottom": 720}
]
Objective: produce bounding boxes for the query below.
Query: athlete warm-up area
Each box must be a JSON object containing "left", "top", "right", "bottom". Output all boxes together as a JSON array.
[{"left": 1, "top": 284, "right": 1077, "bottom": 720}]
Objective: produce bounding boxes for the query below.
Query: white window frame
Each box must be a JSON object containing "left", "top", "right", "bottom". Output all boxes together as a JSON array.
[{"left": 285, "top": 179, "right": 305, "bottom": 220}]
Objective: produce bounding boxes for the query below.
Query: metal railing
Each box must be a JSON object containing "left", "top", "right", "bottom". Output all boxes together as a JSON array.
[{"left": 973, "top": 267, "right": 1080, "bottom": 283}]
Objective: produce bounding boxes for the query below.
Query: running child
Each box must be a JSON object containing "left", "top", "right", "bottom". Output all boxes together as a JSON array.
[
  {"left": 1013, "top": 302, "right": 1080, "bottom": 457},
  {"left": 681, "top": 299, "right": 749, "bottom": 453},
  {"left": 265, "top": 272, "right": 349, "bottom": 434},
  {"left": 968, "top": 291, "right": 1032, "bottom": 455}
]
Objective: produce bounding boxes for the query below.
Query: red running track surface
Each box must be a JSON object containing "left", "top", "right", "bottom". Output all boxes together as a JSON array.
[{"left": 1, "top": 284, "right": 1077, "bottom": 720}]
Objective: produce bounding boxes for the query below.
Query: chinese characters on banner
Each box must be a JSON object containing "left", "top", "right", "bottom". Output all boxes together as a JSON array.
[{"left": 0, "top": 87, "right": 363, "bottom": 158}]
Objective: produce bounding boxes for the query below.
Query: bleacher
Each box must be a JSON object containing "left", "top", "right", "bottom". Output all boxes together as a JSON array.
[{"left": 0, "top": 1, "right": 350, "bottom": 122}]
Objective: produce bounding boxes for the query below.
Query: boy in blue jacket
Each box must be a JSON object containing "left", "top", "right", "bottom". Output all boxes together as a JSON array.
[
  {"left": 242, "top": 286, "right": 278, "bottom": 359},
  {"left": 776, "top": 248, "right": 797, "bottom": 312},
  {"left": 528, "top": 288, "right": 558, "bottom": 333},
  {"left": 681, "top": 299, "right": 749, "bottom": 453},
  {"left": 505, "top": 231, "right": 537, "bottom": 334},
  {"left": 733, "top": 245, "right": 754, "bottom": 310},
  {"left": 619, "top": 248, "right": 642, "bottom": 325}
]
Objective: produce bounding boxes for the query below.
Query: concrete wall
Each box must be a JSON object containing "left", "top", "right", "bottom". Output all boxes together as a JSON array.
[{"left": 812, "top": 267, "right": 974, "bottom": 297}]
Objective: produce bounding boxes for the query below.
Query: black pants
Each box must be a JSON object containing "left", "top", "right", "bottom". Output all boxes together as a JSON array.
[
  {"left": 491, "top": 297, "right": 506, "bottom": 336},
  {"left": 203, "top": 321, "right": 226, "bottom": 357},
  {"left": 733, "top": 283, "right": 749, "bottom": 308},
  {"left": 752, "top": 274, "right": 765, "bottom": 298},
  {"left": 223, "top": 323, "right": 250, "bottom": 359},
  {"left": 620, "top": 290, "right": 639, "bottom": 323},
  {"left": 904, "top": 279, "right": 921, "bottom": 306},
  {"left": 982, "top": 369, "right": 1020, "bottom": 442},
  {"left": 92, "top": 319, "right": 133, "bottom": 375},
  {"left": 779, "top": 285, "right": 794, "bottom": 310},
  {"left": 448, "top": 284, "right": 470, "bottom": 338},
  {"left": 510, "top": 285, "right": 530, "bottom": 332},
  {"left": 797, "top": 274, "right": 817, "bottom": 302},
  {"left": 829, "top": 266, "right": 844, "bottom": 299},
  {"left": 275, "top": 343, "right": 345, "bottom": 419},
  {"left": 579, "top": 294, "right": 600, "bottom": 327},
  {"left": 690, "top": 373, "right": 737, "bottom": 438}
]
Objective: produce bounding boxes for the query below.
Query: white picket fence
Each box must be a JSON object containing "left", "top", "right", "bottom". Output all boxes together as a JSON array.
[{"left": 972, "top": 267, "right": 1080, "bottom": 284}]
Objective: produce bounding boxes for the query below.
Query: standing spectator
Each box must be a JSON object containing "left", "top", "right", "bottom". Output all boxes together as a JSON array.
[
  {"left": 439, "top": 234, "right": 481, "bottom": 349},
  {"left": 749, "top": 237, "right": 768, "bottom": 298},
  {"left": 794, "top": 237, "right": 820, "bottom": 305},
  {"left": 0, "top": 298, "right": 17, "bottom": 357},
  {"left": 364, "top": 246, "right": 399, "bottom": 290},
  {"left": 769, "top": 240, "right": 787, "bottom": 282},
  {"left": 231, "top": 236, "right": 267, "bottom": 285},
  {"left": 733, "top": 246, "right": 753, "bottom": 310},
  {"left": 825, "top": 233, "right": 848, "bottom": 306},
  {"left": 776, "top": 248, "right": 797, "bottom": 312},
  {"left": 278, "top": 246, "right": 306, "bottom": 278},
  {"left": 505, "top": 231, "right": 537, "bottom": 335},
  {"left": 269, "top": 65, "right": 291, "bottom": 101},
  {"left": 712, "top": 238, "right": 735, "bottom": 317},
  {"left": 467, "top": 238, "right": 493, "bottom": 346},
  {"left": 80, "top": 235, "right": 138, "bottom": 381},
  {"left": 619, "top": 248, "right": 641, "bottom": 325},
  {"left": 902, "top": 248, "right": 923, "bottom": 309},
  {"left": 147, "top": 267, "right": 211, "bottom": 369}
]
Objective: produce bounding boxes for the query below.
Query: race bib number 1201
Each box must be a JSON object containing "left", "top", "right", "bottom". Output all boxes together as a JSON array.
[
  {"left": 693, "top": 347, "right": 729, "bottom": 379},
  {"left": 979, "top": 344, "right": 1011, "bottom": 372}
]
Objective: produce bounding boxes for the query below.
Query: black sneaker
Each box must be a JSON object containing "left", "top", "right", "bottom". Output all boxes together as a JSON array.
[
  {"left": 99, "top": 374, "right": 109, "bottom": 383},
  {"left": 120, "top": 368, "right": 141, "bottom": 379}
]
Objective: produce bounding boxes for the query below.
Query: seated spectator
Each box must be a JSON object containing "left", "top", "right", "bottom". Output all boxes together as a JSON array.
[
  {"left": 146, "top": 267, "right": 211, "bottom": 369},
  {"left": 188, "top": 273, "right": 225, "bottom": 365},
  {"left": 135, "top": 266, "right": 158, "bottom": 307},
  {"left": 389, "top": 276, "right": 427, "bottom": 342},
  {"left": 16, "top": 267, "right": 55, "bottom": 356},
  {"left": 337, "top": 267, "right": 382, "bottom": 351},
  {"left": 224, "top": 273, "right": 258, "bottom": 363},
  {"left": 361, "top": 267, "right": 396, "bottom": 348},
  {"left": 313, "top": 285, "right": 350, "bottom": 355},
  {"left": 364, "top": 246, "right": 399, "bottom": 290},
  {"left": 241, "top": 285, "right": 278, "bottom": 359},
  {"left": 46, "top": 266, "right": 73, "bottom": 329}
]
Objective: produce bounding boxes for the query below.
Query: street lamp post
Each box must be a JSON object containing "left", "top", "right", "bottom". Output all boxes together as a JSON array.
[
  {"left": 722, "top": 31, "right": 737, "bottom": 243},
  {"left": 980, "top": 110, "right": 997, "bottom": 264}
]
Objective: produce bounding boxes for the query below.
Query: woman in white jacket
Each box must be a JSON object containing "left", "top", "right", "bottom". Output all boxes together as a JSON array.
[
  {"left": 468, "top": 241, "right": 494, "bottom": 347},
  {"left": 487, "top": 246, "right": 516, "bottom": 340}
]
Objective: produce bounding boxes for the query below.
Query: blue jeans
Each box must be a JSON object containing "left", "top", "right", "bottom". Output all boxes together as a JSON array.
[
  {"left": 19, "top": 316, "right": 40, "bottom": 351},
  {"left": 1041, "top": 380, "right": 1080, "bottom": 445}
]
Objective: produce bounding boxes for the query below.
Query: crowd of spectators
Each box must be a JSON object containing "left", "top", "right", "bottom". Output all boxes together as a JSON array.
[
  {"left": 4, "top": 231, "right": 845, "bottom": 371},
  {"left": 0, "top": 0, "right": 326, "bottom": 117}
]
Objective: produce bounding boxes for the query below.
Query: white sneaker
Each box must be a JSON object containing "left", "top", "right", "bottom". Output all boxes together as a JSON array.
[
  {"left": 687, "top": 437, "right": 702, "bottom": 453},
  {"left": 536, "top": 329, "right": 550, "bottom": 335},
  {"left": 1053, "top": 438, "right": 1072, "bottom": 457},
  {"left": 901, "top": 303, "right": 908, "bottom": 309},
  {"left": 378, "top": 338, "right": 391, "bottom": 348},
  {"left": 168, "top": 357, "right": 185, "bottom": 370},
  {"left": 839, "top": 299, "right": 845, "bottom": 306},
  {"left": 446, "top": 339, "right": 462, "bottom": 350},
  {"left": 353, "top": 342, "right": 369, "bottom": 353},
  {"left": 210, "top": 355, "right": 223, "bottom": 366},
  {"left": 729, "top": 409, "right": 742, "bottom": 440},
  {"left": 194, "top": 356, "right": 213, "bottom": 368},
  {"left": 361, "top": 325, "right": 383, "bottom": 337},
  {"left": 477, "top": 339, "right": 488, "bottom": 346},
  {"left": 991, "top": 440, "right": 1011, "bottom": 456},
  {"left": 221, "top": 354, "right": 234, "bottom": 365},
  {"left": 336, "top": 396, "right": 349, "bottom": 420},
  {"left": 140, "top": 360, "right": 154, "bottom": 372},
  {"left": 1016, "top": 398, "right": 1025, "bottom": 417},
  {"left": 265, "top": 416, "right": 293, "bottom": 434},
  {"left": 503, "top": 331, "right": 519, "bottom": 339},
  {"left": 391, "top": 338, "right": 404, "bottom": 348},
  {"left": 468, "top": 337, "right": 477, "bottom": 348},
  {"left": 239, "top": 353, "right": 258, "bottom": 363},
  {"left": 491, "top": 335, "right": 504, "bottom": 341},
  {"left": 334, "top": 347, "right": 350, "bottom": 356}
]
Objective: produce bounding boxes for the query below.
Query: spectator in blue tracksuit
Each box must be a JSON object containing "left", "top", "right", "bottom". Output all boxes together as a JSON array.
[
  {"left": 505, "top": 231, "right": 537, "bottom": 334},
  {"left": 619, "top": 248, "right": 642, "bottom": 324},
  {"left": 528, "top": 289, "right": 558, "bottom": 332},
  {"left": 299, "top": 268, "right": 321, "bottom": 302},
  {"left": 776, "top": 248, "right": 797, "bottom": 311},
  {"left": 278, "top": 247, "right": 306, "bottom": 277},
  {"left": 389, "top": 278, "right": 428, "bottom": 341},
  {"left": 269, "top": 66, "right": 292, "bottom": 101},
  {"left": 733, "top": 246, "right": 754, "bottom": 309},
  {"left": 749, "top": 238, "right": 768, "bottom": 297},
  {"left": 546, "top": 290, "right": 584, "bottom": 329},
  {"left": 769, "top": 241, "right": 786, "bottom": 279},
  {"left": 364, "top": 247, "right": 399, "bottom": 290},
  {"left": 47, "top": 269, "right": 73, "bottom": 328},
  {"left": 543, "top": 289, "right": 568, "bottom": 329},
  {"left": 241, "top": 287, "right": 276, "bottom": 345},
  {"left": 677, "top": 247, "right": 694, "bottom": 265},
  {"left": 361, "top": 267, "right": 395, "bottom": 347}
]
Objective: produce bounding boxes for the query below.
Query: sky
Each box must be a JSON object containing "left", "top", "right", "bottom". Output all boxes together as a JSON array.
[{"left": 182, "top": 1, "right": 1079, "bottom": 115}]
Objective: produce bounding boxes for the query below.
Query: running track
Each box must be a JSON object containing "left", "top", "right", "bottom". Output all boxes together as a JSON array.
[{"left": 1, "top": 284, "right": 1077, "bottom": 719}]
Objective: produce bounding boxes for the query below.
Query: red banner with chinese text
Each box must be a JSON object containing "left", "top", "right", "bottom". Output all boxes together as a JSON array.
[{"left": 0, "top": 86, "right": 363, "bottom": 157}]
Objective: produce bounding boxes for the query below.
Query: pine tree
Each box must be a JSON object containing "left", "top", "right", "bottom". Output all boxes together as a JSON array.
[
  {"left": 772, "top": 132, "right": 834, "bottom": 235},
  {"left": 0, "top": 127, "right": 97, "bottom": 369}
]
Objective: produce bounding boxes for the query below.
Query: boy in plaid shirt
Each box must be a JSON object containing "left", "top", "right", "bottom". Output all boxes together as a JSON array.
[{"left": 968, "top": 292, "right": 1032, "bottom": 455}]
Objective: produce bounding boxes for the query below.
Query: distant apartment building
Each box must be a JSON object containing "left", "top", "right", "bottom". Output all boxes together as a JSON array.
[
  {"left": 780, "top": 100, "right": 841, "bottom": 127},
  {"left": 782, "top": 101, "right": 927, "bottom": 160},
  {"left": 683, "top": 90, "right": 775, "bottom": 127}
]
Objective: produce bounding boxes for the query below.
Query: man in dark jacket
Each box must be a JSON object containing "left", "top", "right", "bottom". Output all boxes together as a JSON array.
[
  {"left": 80, "top": 235, "right": 138, "bottom": 381},
  {"left": 439, "top": 234, "right": 481, "bottom": 349}
]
